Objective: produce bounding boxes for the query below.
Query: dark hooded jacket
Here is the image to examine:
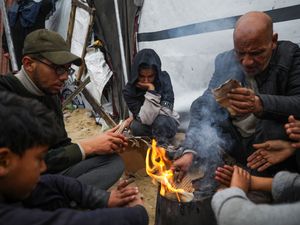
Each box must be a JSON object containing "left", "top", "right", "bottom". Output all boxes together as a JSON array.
[{"left": 123, "top": 49, "right": 175, "bottom": 117}]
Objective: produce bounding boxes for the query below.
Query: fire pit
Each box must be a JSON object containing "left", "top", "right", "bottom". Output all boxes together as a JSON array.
[
  {"left": 146, "top": 140, "right": 217, "bottom": 225},
  {"left": 155, "top": 192, "right": 216, "bottom": 225}
]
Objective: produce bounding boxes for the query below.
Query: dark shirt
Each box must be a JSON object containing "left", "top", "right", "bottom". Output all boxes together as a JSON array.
[{"left": 0, "top": 175, "right": 149, "bottom": 225}]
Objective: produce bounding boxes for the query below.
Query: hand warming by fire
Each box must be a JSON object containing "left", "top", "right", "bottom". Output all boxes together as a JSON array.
[{"left": 146, "top": 140, "right": 195, "bottom": 202}]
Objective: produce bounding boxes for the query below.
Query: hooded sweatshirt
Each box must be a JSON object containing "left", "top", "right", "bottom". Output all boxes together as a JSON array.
[{"left": 123, "top": 49, "right": 176, "bottom": 125}]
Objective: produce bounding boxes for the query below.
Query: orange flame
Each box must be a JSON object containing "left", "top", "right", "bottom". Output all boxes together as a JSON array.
[{"left": 146, "top": 140, "right": 185, "bottom": 202}]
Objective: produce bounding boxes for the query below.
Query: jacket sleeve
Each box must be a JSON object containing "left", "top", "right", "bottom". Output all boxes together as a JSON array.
[
  {"left": 24, "top": 175, "right": 110, "bottom": 210},
  {"left": 0, "top": 204, "right": 148, "bottom": 225},
  {"left": 272, "top": 171, "right": 300, "bottom": 203},
  {"left": 211, "top": 187, "right": 300, "bottom": 225},
  {"left": 45, "top": 144, "right": 83, "bottom": 173},
  {"left": 122, "top": 85, "right": 143, "bottom": 117},
  {"left": 138, "top": 91, "right": 161, "bottom": 125},
  {"left": 258, "top": 46, "right": 300, "bottom": 119}
]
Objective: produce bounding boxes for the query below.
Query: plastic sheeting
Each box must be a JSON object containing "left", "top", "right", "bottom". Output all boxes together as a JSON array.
[{"left": 138, "top": 0, "right": 300, "bottom": 129}]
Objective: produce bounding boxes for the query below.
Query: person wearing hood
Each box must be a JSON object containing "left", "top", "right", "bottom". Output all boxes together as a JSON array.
[{"left": 123, "top": 49, "right": 179, "bottom": 147}]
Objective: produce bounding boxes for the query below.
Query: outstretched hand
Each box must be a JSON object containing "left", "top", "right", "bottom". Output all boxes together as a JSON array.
[
  {"left": 230, "top": 166, "right": 251, "bottom": 193},
  {"left": 247, "top": 140, "right": 296, "bottom": 172},
  {"left": 228, "top": 87, "right": 263, "bottom": 116},
  {"left": 171, "top": 153, "right": 194, "bottom": 183},
  {"left": 215, "top": 165, "right": 234, "bottom": 187},
  {"left": 285, "top": 115, "right": 300, "bottom": 148},
  {"left": 108, "top": 179, "right": 140, "bottom": 207}
]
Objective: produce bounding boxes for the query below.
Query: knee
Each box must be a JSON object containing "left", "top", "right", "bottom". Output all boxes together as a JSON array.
[
  {"left": 153, "top": 115, "right": 178, "bottom": 132},
  {"left": 111, "top": 154, "right": 125, "bottom": 174}
]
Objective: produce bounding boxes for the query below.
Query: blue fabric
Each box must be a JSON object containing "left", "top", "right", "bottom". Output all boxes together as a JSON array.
[{"left": 7, "top": 0, "right": 58, "bottom": 28}]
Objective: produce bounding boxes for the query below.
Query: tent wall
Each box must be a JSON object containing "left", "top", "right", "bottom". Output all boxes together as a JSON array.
[
  {"left": 91, "top": 0, "right": 141, "bottom": 119},
  {"left": 137, "top": 0, "right": 300, "bottom": 129}
]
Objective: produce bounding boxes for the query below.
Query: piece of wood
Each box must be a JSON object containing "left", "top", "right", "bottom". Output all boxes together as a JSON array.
[{"left": 81, "top": 88, "right": 116, "bottom": 128}]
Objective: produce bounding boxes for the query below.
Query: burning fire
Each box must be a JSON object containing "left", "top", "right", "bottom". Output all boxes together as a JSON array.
[{"left": 146, "top": 140, "right": 185, "bottom": 202}]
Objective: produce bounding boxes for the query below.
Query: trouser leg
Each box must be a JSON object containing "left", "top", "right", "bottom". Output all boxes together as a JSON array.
[
  {"left": 130, "top": 119, "right": 152, "bottom": 136},
  {"left": 59, "top": 154, "right": 124, "bottom": 190}
]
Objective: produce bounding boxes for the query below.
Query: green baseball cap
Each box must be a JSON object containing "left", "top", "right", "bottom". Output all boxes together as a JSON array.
[{"left": 23, "top": 29, "right": 82, "bottom": 66}]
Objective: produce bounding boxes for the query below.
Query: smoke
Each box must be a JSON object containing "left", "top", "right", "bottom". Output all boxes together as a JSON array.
[{"left": 185, "top": 91, "right": 234, "bottom": 200}]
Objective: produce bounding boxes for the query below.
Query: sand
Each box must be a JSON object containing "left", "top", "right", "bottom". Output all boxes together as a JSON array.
[{"left": 64, "top": 108, "right": 157, "bottom": 225}]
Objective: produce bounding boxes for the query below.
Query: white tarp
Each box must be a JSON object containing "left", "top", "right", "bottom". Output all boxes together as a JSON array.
[
  {"left": 46, "top": 0, "right": 113, "bottom": 108},
  {"left": 138, "top": 0, "right": 300, "bottom": 129}
]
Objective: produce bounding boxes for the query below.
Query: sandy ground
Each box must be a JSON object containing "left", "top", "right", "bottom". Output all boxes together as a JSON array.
[{"left": 64, "top": 108, "right": 157, "bottom": 225}]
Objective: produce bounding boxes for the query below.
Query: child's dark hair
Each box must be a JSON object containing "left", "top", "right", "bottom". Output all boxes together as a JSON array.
[{"left": 0, "top": 91, "right": 58, "bottom": 155}]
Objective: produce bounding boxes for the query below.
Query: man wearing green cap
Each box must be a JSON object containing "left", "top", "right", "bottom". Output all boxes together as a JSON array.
[{"left": 0, "top": 29, "right": 127, "bottom": 190}]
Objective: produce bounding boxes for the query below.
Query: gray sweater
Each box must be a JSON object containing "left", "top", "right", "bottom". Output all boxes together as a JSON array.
[{"left": 211, "top": 171, "right": 300, "bottom": 225}]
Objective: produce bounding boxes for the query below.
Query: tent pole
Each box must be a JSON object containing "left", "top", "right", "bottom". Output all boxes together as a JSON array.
[
  {"left": 114, "top": 0, "right": 128, "bottom": 83},
  {"left": 0, "top": 0, "right": 18, "bottom": 72}
]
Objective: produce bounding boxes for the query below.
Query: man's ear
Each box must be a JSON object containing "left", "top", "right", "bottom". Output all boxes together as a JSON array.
[
  {"left": 22, "top": 56, "right": 36, "bottom": 74},
  {"left": 271, "top": 33, "right": 278, "bottom": 50},
  {"left": 0, "top": 147, "right": 11, "bottom": 176}
]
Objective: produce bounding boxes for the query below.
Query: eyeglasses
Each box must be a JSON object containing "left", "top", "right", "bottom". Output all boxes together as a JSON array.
[{"left": 34, "top": 58, "right": 75, "bottom": 76}]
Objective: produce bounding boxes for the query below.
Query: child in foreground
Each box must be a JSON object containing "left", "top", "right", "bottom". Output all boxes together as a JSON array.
[{"left": 0, "top": 91, "right": 148, "bottom": 225}]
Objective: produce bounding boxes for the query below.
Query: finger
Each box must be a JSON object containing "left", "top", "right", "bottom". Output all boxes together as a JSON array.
[
  {"left": 288, "top": 127, "right": 300, "bottom": 134},
  {"left": 117, "top": 179, "right": 127, "bottom": 190},
  {"left": 109, "top": 133, "right": 127, "bottom": 141},
  {"left": 247, "top": 150, "right": 262, "bottom": 161},
  {"left": 237, "top": 166, "right": 245, "bottom": 175},
  {"left": 119, "top": 195, "right": 139, "bottom": 206},
  {"left": 119, "top": 187, "right": 139, "bottom": 196},
  {"left": 215, "top": 172, "right": 231, "bottom": 185},
  {"left": 216, "top": 166, "right": 233, "bottom": 176},
  {"left": 223, "top": 165, "right": 234, "bottom": 172},
  {"left": 215, "top": 168, "right": 232, "bottom": 179},
  {"left": 257, "top": 162, "right": 272, "bottom": 172},
  {"left": 247, "top": 154, "right": 263, "bottom": 167},
  {"left": 233, "top": 165, "right": 239, "bottom": 174},
  {"left": 230, "top": 104, "right": 252, "bottom": 115},
  {"left": 289, "top": 133, "right": 300, "bottom": 142},
  {"left": 110, "top": 143, "right": 120, "bottom": 152},
  {"left": 176, "top": 170, "right": 185, "bottom": 183},
  {"left": 291, "top": 142, "right": 300, "bottom": 148},
  {"left": 252, "top": 142, "right": 270, "bottom": 150},
  {"left": 230, "top": 87, "right": 254, "bottom": 95},
  {"left": 215, "top": 175, "right": 230, "bottom": 186},
  {"left": 118, "top": 178, "right": 135, "bottom": 190},
  {"left": 288, "top": 115, "right": 296, "bottom": 123},
  {"left": 229, "top": 98, "right": 253, "bottom": 109},
  {"left": 249, "top": 158, "right": 268, "bottom": 169}
]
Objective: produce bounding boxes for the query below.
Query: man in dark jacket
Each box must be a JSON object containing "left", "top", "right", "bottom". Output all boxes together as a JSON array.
[
  {"left": 123, "top": 49, "right": 179, "bottom": 147},
  {"left": 172, "top": 11, "right": 300, "bottom": 198},
  {"left": 0, "top": 29, "right": 127, "bottom": 190},
  {"left": 0, "top": 91, "right": 148, "bottom": 225}
]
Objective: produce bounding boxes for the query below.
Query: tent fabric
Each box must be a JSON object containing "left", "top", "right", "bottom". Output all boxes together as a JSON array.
[{"left": 88, "top": 0, "right": 142, "bottom": 119}]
